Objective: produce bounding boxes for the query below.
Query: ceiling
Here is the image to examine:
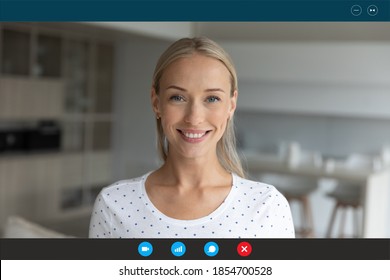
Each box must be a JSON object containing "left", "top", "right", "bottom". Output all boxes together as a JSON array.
[
  {"left": 194, "top": 22, "right": 390, "bottom": 41},
  {"left": 76, "top": 22, "right": 390, "bottom": 43}
]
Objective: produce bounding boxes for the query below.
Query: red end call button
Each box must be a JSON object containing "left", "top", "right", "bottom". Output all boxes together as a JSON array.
[{"left": 237, "top": 241, "right": 252, "bottom": 257}]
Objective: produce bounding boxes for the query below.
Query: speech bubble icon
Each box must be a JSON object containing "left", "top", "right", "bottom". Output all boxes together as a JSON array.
[
  {"left": 204, "top": 242, "right": 219, "bottom": 257},
  {"left": 208, "top": 245, "right": 216, "bottom": 253}
]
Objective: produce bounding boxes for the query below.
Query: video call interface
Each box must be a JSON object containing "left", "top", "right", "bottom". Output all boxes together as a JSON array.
[{"left": 1, "top": 0, "right": 390, "bottom": 279}]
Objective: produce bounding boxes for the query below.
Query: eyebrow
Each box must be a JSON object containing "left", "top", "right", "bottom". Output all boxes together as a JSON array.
[
  {"left": 166, "top": 85, "right": 187, "bottom": 91},
  {"left": 165, "top": 85, "right": 225, "bottom": 93},
  {"left": 205, "top": 88, "right": 225, "bottom": 93}
]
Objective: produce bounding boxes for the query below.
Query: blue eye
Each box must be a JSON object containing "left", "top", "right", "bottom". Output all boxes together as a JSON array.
[
  {"left": 206, "top": 96, "right": 220, "bottom": 103},
  {"left": 170, "top": 95, "right": 184, "bottom": 102}
]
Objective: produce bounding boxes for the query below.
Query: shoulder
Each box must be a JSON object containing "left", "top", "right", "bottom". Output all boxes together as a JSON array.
[
  {"left": 233, "top": 174, "right": 279, "bottom": 194},
  {"left": 233, "top": 174, "right": 288, "bottom": 204},
  {"left": 97, "top": 173, "right": 149, "bottom": 201},
  {"left": 232, "top": 174, "right": 294, "bottom": 237}
]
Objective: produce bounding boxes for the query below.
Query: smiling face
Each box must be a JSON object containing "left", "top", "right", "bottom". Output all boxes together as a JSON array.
[{"left": 152, "top": 53, "right": 237, "bottom": 161}]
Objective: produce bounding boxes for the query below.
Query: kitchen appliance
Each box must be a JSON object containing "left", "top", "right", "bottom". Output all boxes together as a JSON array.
[{"left": 24, "top": 121, "right": 61, "bottom": 151}]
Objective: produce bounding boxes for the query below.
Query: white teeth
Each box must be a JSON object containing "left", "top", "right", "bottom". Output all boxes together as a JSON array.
[{"left": 183, "top": 132, "right": 205, "bottom": 139}]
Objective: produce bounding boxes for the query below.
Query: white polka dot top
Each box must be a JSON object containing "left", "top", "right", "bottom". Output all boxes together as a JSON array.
[{"left": 89, "top": 172, "right": 295, "bottom": 238}]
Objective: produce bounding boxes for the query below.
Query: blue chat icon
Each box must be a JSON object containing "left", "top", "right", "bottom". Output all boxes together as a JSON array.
[{"left": 204, "top": 241, "right": 219, "bottom": 257}]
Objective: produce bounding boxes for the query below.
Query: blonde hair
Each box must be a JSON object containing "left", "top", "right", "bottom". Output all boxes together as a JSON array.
[{"left": 152, "top": 37, "right": 245, "bottom": 178}]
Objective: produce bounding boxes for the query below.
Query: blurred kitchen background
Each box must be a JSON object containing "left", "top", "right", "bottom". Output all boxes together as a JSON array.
[{"left": 0, "top": 22, "right": 389, "bottom": 238}]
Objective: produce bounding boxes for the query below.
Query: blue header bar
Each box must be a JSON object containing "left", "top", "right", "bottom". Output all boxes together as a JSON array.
[{"left": 0, "top": 1, "right": 389, "bottom": 21}]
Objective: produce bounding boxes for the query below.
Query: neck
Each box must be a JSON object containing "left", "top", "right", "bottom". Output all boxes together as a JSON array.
[{"left": 158, "top": 153, "right": 230, "bottom": 189}]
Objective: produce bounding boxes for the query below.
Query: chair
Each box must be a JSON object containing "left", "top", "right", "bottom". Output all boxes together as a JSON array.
[
  {"left": 325, "top": 154, "right": 371, "bottom": 238},
  {"left": 326, "top": 183, "right": 362, "bottom": 238},
  {"left": 259, "top": 173, "right": 319, "bottom": 238}
]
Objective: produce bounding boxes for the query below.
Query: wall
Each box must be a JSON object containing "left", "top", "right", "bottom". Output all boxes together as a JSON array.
[
  {"left": 86, "top": 22, "right": 192, "bottom": 40},
  {"left": 222, "top": 41, "right": 390, "bottom": 118},
  {"left": 237, "top": 81, "right": 390, "bottom": 119},
  {"left": 223, "top": 41, "right": 390, "bottom": 84},
  {"left": 111, "top": 35, "right": 173, "bottom": 180},
  {"left": 235, "top": 111, "right": 390, "bottom": 157}
]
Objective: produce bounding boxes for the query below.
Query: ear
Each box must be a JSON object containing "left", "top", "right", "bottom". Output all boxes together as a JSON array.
[
  {"left": 151, "top": 87, "right": 161, "bottom": 117},
  {"left": 228, "top": 90, "right": 238, "bottom": 119}
]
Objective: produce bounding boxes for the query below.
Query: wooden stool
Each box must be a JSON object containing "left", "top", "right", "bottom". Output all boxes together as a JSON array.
[
  {"left": 326, "top": 185, "right": 362, "bottom": 238},
  {"left": 284, "top": 192, "right": 315, "bottom": 238}
]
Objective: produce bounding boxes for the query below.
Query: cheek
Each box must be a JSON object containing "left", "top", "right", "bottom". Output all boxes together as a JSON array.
[
  {"left": 208, "top": 110, "right": 229, "bottom": 132},
  {"left": 160, "top": 106, "right": 183, "bottom": 126},
  {"left": 210, "top": 106, "right": 230, "bottom": 122}
]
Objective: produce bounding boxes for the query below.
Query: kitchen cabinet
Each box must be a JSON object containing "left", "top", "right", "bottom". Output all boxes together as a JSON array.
[{"left": 0, "top": 23, "right": 115, "bottom": 231}]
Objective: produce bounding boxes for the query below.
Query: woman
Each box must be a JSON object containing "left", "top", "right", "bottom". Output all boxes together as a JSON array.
[{"left": 89, "top": 37, "right": 294, "bottom": 238}]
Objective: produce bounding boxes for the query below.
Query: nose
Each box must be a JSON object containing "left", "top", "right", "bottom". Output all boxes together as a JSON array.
[{"left": 184, "top": 101, "right": 204, "bottom": 125}]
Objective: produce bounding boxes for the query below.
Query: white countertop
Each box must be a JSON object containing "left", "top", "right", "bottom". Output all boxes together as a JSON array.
[{"left": 240, "top": 150, "right": 389, "bottom": 182}]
